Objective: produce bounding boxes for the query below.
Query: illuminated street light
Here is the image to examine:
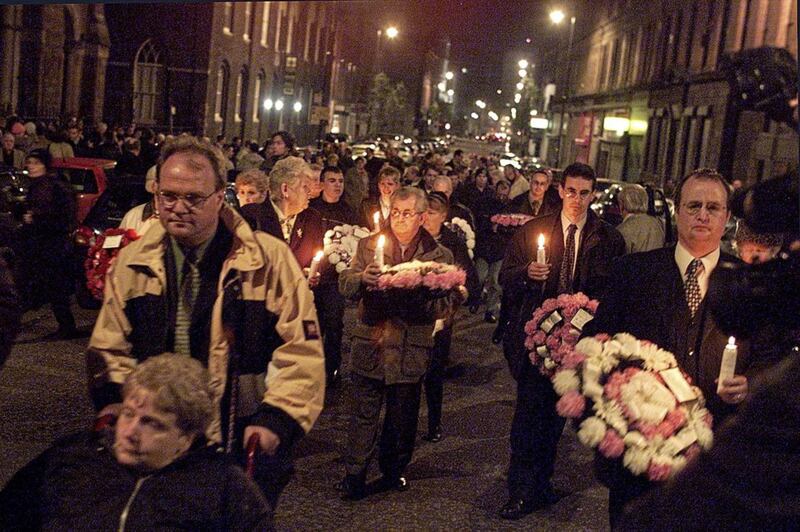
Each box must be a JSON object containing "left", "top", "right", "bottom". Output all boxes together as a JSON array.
[
  {"left": 437, "top": 81, "right": 446, "bottom": 92},
  {"left": 516, "top": 82, "right": 524, "bottom": 91},
  {"left": 293, "top": 101, "right": 302, "bottom": 113},
  {"left": 444, "top": 123, "right": 451, "bottom": 130},
  {"left": 263, "top": 98, "right": 274, "bottom": 110},
  {"left": 385, "top": 26, "right": 399, "bottom": 39},
  {"left": 274, "top": 99, "right": 284, "bottom": 111},
  {"left": 446, "top": 88, "right": 454, "bottom": 96},
  {"left": 461, "top": 67, "right": 468, "bottom": 73},
  {"left": 518, "top": 69, "right": 527, "bottom": 78},
  {"left": 518, "top": 59, "right": 529, "bottom": 69},
  {"left": 470, "top": 112, "right": 479, "bottom": 119},
  {"left": 514, "top": 93, "right": 522, "bottom": 103},
  {"left": 496, "top": 89, "right": 502, "bottom": 94},
  {"left": 526, "top": 37, "right": 532, "bottom": 43},
  {"left": 475, "top": 99, "right": 486, "bottom": 109},
  {"left": 488, "top": 111, "right": 499, "bottom": 121},
  {"left": 445, "top": 71, "right": 454, "bottom": 80},
  {"left": 550, "top": 9, "right": 566, "bottom": 24}
]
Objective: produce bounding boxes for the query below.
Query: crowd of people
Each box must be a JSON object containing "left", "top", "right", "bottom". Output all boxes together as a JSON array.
[{"left": 0, "top": 120, "right": 797, "bottom": 530}]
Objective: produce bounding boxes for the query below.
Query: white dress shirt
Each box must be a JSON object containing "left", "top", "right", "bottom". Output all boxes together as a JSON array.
[
  {"left": 674, "top": 242, "right": 721, "bottom": 299},
  {"left": 271, "top": 199, "right": 296, "bottom": 242},
  {"left": 560, "top": 211, "right": 588, "bottom": 279}
]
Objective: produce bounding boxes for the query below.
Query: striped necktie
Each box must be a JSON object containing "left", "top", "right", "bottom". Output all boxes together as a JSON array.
[{"left": 174, "top": 249, "right": 199, "bottom": 356}]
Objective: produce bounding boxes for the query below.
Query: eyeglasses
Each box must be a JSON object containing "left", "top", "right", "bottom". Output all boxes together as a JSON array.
[
  {"left": 563, "top": 187, "right": 593, "bottom": 199},
  {"left": 682, "top": 201, "right": 727, "bottom": 217},
  {"left": 390, "top": 209, "right": 423, "bottom": 219},
  {"left": 157, "top": 190, "right": 218, "bottom": 210}
]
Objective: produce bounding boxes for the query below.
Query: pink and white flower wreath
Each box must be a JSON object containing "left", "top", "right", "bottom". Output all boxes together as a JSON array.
[
  {"left": 375, "top": 260, "right": 466, "bottom": 291},
  {"left": 524, "top": 292, "right": 599, "bottom": 377},
  {"left": 490, "top": 213, "right": 534, "bottom": 227},
  {"left": 552, "top": 332, "right": 714, "bottom": 481}
]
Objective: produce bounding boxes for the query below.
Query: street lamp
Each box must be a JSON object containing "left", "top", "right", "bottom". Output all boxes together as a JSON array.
[
  {"left": 263, "top": 98, "right": 273, "bottom": 110},
  {"left": 550, "top": 8, "right": 576, "bottom": 168},
  {"left": 549, "top": 9, "right": 566, "bottom": 24},
  {"left": 518, "top": 59, "right": 529, "bottom": 70},
  {"left": 516, "top": 81, "right": 524, "bottom": 91},
  {"left": 293, "top": 101, "right": 302, "bottom": 113},
  {"left": 385, "top": 26, "right": 399, "bottom": 39},
  {"left": 488, "top": 111, "right": 499, "bottom": 121},
  {"left": 445, "top": 71, "right": 454, "bottom": 80},
  {"left": 461, "top": 67, "right": 468, "bottom": 74},
  {"left": 518, "top": 69, "right": 527, "bottom": 78},
  {"left": 274, "top": 99, "right": 284, "bottom": 111},
  {"left": 475, "top": 99, "right": 486, "bottom": 109},
  {"left": 470, "top": 112, "right": 479, "bottom": 119}
]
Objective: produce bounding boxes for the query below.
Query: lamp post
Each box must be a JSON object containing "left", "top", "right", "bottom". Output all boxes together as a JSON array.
[
  {"left": 550, "top": 9, "right": 576, "bottom": 168},
  {"left": 373, "top": 25, "right": 399, "bottom": 77}
]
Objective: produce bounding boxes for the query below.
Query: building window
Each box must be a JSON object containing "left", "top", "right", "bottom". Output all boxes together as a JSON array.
[
  {"left": 243, "top": 2, "right": 252, "bottom": 41},
  {"left": 223, "top": 2, "right": 234, "bottom": 35},
  {"left": 260, "top": 2, "right": 271, "bottom": 47},
  {"left": 132, "top": 39, "right": 164, "bottom": 125},
  {"left": 214, "top": 61, "right": 230, "bottom": 123},
  {"left": 234, "top": 67, "right": 248, "bottom": 123},
  {"left": 253, "top": 71, "right": 265, "bottom": 122}
]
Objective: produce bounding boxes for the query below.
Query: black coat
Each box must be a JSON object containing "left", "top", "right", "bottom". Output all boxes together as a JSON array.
[
  {"left": 241, "top": 202, "right": 326, "bottom": 269},
  {"left": 500, "top": 210, "right": 625, "bottom": 380},
  {"left": 0, "top": 432, "right": 272, "bottom": 530},
  {"left": 473, "top": 194, "right": 512, "bottom": 263},
  {"left": 437, "top": 226, "right": 480, "bottom": 307},
  {"left": 510, "top": 189, "right": 560, "bottom": 217}
]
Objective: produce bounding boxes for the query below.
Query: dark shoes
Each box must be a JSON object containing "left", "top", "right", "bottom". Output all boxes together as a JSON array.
[
  {"left": 498, "top": 491, "right": 560, "bottom": 520},
  {"left": 422, "top": 426, "right": 442, "bottom": 443},
  {"left": 484, "top": 311, "right": 497, "bottom": 324},
  {"left": 336, "top": 474, "right": 366, "bottom": 501}
]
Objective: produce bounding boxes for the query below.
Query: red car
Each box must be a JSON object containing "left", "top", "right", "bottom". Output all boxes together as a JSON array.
[{"left": 51, "top": 157, "right": 116, "bottom": 224}]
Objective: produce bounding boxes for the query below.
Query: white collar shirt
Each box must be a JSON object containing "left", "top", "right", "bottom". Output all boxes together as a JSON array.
[
  {"left": 271, "top": 200, "right": 296, "bottom": 242},
  {"left": 674, "top": 242, "right": 721, "bottom": 299},
  {"left": 560, "top": 211, "right": 588, "bottom": 278}
]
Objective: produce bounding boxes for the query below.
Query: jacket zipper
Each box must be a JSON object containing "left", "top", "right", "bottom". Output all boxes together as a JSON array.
[{"left": 118, "top": 475, "right": 151, "bottom": 532}]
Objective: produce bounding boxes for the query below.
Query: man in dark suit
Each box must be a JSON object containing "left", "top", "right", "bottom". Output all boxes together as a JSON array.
[
  {"left": 584, "top": 168, "right": 761, "bottom": 528},
  {"left": 498, "top": 163, "right": 625, "bottom": 520},
  {"left": 510, "top": 168, "right": 560, "bottom": 217},
  {"left": 241, "top": 156, "right": 325, "bottom": 269}
]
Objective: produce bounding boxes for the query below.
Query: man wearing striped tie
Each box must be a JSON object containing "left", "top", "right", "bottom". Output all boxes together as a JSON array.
[
  {"left": 586, "top": 168, "right": 760, "bottom": 527},
  {"left": 86, "top": 135, "right": 325, "bottom": 509}
]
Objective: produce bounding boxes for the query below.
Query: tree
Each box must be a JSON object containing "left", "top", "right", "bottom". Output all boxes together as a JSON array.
[{"left": 367, "top": 73, "right": 411, "bottom": 135}]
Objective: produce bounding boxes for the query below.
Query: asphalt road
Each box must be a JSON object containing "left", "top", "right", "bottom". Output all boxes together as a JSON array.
[{"left": 0, "top": 300, "right": 610, "bottom": 530}]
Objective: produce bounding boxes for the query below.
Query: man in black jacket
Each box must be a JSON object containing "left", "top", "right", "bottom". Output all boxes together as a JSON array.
[
  {"left": 498, "top": 163, "right": 625, "bottom": 520},
  {"left": 511, "top": 168, "right": 560, "bottom": 217}
]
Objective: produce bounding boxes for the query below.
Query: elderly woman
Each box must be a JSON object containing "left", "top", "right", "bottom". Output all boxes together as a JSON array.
[
  {"left": 0, "top": 354, "right": 272, "bottom": 530},
  {"left": 615, "top": 183, "right": 665, "bottom": 254}
]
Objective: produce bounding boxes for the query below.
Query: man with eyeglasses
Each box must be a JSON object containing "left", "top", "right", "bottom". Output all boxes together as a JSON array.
[
  {"left": 337, "top": 186, "right": 465, "bottom": 500},
  {"left": 585, "top": 168, "right": 759, "bottom": 527},
  {"left": 498, "top": 162, "right": 625, "bottom": 520},
  {"left": 86, "top": 136, "right": 325, "bottom": 509},
  {"left": 511, "top": 168, "right": 560, "bottom": 218}
]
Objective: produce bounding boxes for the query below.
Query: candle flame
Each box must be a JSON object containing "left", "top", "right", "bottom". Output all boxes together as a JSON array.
[
  {"left": 728, "top": 336, "right": 736, "bottom": 345},
  {"left": 377, "top": 234, "right": 386, "bottom": 247},
  {"left": 537, "top": 233, "right": 545, "bottom": 247},
  {"left": 313, "top": 250, "right": 324, "bottom": 261}
]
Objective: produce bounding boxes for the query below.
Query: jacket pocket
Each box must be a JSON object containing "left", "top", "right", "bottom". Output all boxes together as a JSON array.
[
  {"left": 350, "top": 324, "right": 380, "bottom": 374},
  {"left": 401, "top": 328, "right": 434, "bottom": 380}
]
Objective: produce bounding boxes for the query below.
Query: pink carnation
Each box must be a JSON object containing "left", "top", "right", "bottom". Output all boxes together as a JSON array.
[
  {"left": 647, "top": 462, "right": 672, "bottom": 482},
  {"left": 531, "top": 308, "right": 546, "bottom": 326},
  {"left": 598, "top": 429, "right": 625, "bottom": 459},
  {"left": 541, "top": 299, "right": 558, "bottom": 313},
  {"left": 545, "top": 335, "right": 560, "bottom": 351},
  {"left": 524, "top": 335, "right": 537, "bottom": 350},
  {"left": 556, "top": 391, "right": 586, "bottom": 418},
  {"left": 560, "top": 350, "right": 586, "bottom": 370},
  {"left": 604, "top": 372, "right": 628, "bottom": 401},
  {"left": 594, "top": 333, "right": 611, "bottom": 342},
  {"left": 587, "top": 300, "right": 599, "bottom": 313},
  {"left": 684, "top": 444, "right": 702, "bottom": 463},
  {"left": 532, "top": 330, "right": 546, "bottom": 345},
  {"left": 524, "top": 320, "right": 537, "bottom": 336},
  {"left": 637, "top": 422, "right": 659, "bottom": 441}
]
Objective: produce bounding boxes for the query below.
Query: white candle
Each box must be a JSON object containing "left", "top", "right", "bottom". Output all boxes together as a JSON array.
[
  {"left": 374, "top": 234, "right": 385, "bottom": 270},
  {"left": 537, "top": 233, "right": 546, "bottom": 264},
  {"left": 308, "top": 250, "right": 323, "bottom": 278},
  {"left": 373, "top": 211, "right": 381, "bottom": 232},
  {"left": 717, "top": 336, "right": 738, "bottom": 393}
]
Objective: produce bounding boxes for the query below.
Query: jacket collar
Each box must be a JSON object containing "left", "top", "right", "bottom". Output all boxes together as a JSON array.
[{"left": 127, "top": 204, "right": 265, "bottom": 273}]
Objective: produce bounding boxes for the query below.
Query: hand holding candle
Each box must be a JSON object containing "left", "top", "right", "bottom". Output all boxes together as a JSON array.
[
  {"left": 308, "top": 250, "right": 323, "bottom": 279},
  {"left": 537, "top": 233, "right": 546, "bottom": 264},
  {"left": 374, "top": 234, "right": 386, "bottom": 270},
  {"left": 717, "top": 336, "right": 738, "bottom": 393}
]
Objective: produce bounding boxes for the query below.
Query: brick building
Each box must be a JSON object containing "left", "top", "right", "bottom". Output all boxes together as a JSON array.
[
  {"left": 0, "top": 4, "right": 110, "bottom": 120},
  {"left": 549, "top": 0, "right": 798, "bottom": 185}
]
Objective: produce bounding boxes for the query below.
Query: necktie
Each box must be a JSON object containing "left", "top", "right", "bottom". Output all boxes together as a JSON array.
[
  {"left": 558, "top": 224, "right": 578, "bottom": 294},
  {"left": 685, "top": 258, "right": 703, "bottom": 318},
  {"left": 174, "top": 249, "right": 199, "bottom": 356},
  {"left": 532, "top": 200, "right": 541, "bottom": 215}
]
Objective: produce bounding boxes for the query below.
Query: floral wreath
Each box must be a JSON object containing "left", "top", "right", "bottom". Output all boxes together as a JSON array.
[
  {"left": 524, "top": 292, "right": 599, "bottom": 377},
  {"left": 85, "top": 228, "right": 140, "bottom": 300},
  {"left": 444, "top": 217, "right": 476, "bottom": 259},
  {"left": 552, "top": 333, "right": 714, "bottom": 481},
  {"left": 323, "top": 224, "right": 371, "bottom": 273},
  {"left": 375, "top": 260, "right": 466, "bottom": 291},
  {"left": 490, "top": 213, "right": 533, "bottom": 228}
]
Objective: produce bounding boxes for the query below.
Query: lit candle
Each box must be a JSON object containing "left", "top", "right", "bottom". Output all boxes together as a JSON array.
[
  {"left": 717, "top": 336, "right": 738, "bottom": 393},
  {"left": 373, "top": 211, "right": 381, "bottom": 232},
  {"left": 308, "top": 250, "right": 324, "bottom": 278},
  {"left": 374, "top": 234, "right": 386, "bottom": 270},
  {"left": 537, "top": 233, "right": 546, "bottom": 264}
]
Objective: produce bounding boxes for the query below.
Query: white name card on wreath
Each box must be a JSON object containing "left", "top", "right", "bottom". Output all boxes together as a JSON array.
[
  {"left": 102, "top": 235, "right": 123, "bottom": 249},
  {"left": 570, "top": 308, "right": 594, "bottom": 331},
  {"left": 540, "top": 311, "right": 563, "bottom": 334},
  {"left": 659, "top": 368, "right": 698, "bottom": 403}
]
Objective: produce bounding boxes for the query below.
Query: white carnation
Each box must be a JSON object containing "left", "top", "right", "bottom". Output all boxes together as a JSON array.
[
  {"left": 576, "top": 337, "right": 603, "bottom": 359},
  {"left": 353, "top": 227, "right": 370, "bottom": 239},
  {"left": 324, "top": 230, "right": 334, "bottom": 239},
  {"left": 552, "top": 369, "right": 580, "bottom": 396},
  {"left": 623, "top": 430, "right": 647, "bottom": 449},
  {"left": 467, "top": 238, "right": 475, "bottom": 248},
  {"left": 623, "top": 447, "right": 653, "bottom": 476},
  {"left": 577, "top": 417, "right": 606, "bottom": 448},
  {"left": 335, "top": 262, "right": 347, "bottom": 273},
  {"left": 328, "top": 253, "right": 341, "bottom": 265},
  {"left": 614, "top": 333, "right": 640, "bottom": 358}
]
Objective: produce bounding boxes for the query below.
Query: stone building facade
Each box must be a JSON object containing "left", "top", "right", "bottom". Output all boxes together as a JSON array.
[{"left": 550, "top": 0, "right": 797, "bottom": 185}]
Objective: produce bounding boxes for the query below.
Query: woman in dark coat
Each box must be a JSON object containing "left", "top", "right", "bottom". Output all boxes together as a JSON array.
[{"left": 19, "top": 149, "right": 78, "bottom": 337}]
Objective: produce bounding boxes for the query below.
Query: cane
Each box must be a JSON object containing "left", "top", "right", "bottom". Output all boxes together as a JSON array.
[{"left": 245, "top": 433, "right": 261, "bottom": 478}]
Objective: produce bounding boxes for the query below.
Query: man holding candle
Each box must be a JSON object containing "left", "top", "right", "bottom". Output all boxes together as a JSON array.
[
  {"left": 585, "top": 168, "right": 764, "bottom": 527},
  {"left": 498, "top": 162, "right": 625, "bottom": 520},
  {"left": 309, "top": 166, "right": 361, "bottom": 384},
  {"left": 338, "top": 186, "right": 464, "bottom": 500}
]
